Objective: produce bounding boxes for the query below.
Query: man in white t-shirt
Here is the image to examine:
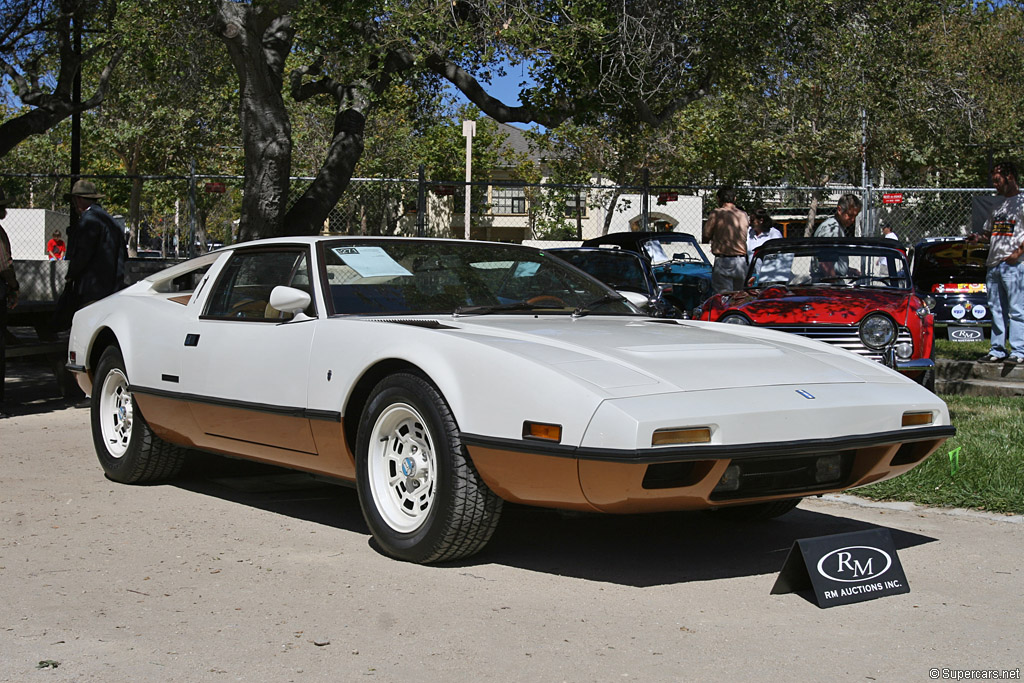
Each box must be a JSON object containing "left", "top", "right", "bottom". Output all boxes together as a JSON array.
[
  {"left": 969, "top": 161, "right": 1024, "bottom": 364},
  {"left": 747, "top": 209, "right": 783, "bottom": 263}
]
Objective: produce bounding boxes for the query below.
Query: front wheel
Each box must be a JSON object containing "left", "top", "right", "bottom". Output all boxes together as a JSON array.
[
  {"left": 91, "top": 346, "right": 186, "bottom": 484},
  {"left": 355, "top": 372, "right": 502, "bottom": 563}
]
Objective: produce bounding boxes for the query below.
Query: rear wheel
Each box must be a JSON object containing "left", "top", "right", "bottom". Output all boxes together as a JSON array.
[
  {"left": 707, "top": 498, "right": 801, "bottom": 521},
  {"left": 91, "top": 346, "right": 186, "bottom": 483},
  {"left": 355, "top": 372, "right": 502, "bottom": 563}
]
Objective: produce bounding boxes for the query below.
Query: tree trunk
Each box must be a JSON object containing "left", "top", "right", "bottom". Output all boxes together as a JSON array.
[
  {"left": 213, "top": 1, "right": 295, "bottom": 242},
  {"left": 128, "top": 174, "right": 143, "bottom": 257},
  {"left": 282, "top": 109, "right": 365, "bottom": 235}
]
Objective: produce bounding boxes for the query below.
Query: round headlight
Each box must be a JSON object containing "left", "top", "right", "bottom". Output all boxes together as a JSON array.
[
  {"left": 972, "top": 304, "right": 987, "bottom": 319},
  {"left": 719, "top": 314, "right": 751, "bottom": 325},
  {"left": 859, "top": 314, "right": 896, "bottom": 349},
  {"left": 923, "top": 295, "right": 936, "bottom": 311},
  {"left": 895, "top": 342, "right": 914, "bottom": 359}
]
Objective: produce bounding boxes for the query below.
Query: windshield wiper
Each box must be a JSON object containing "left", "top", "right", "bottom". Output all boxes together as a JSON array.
[
  {"left": 572, "top": 292, "right": 623, "bottom": 318},
  {"left": 453, "top": 301, "right": 561, "bottom": 317}
]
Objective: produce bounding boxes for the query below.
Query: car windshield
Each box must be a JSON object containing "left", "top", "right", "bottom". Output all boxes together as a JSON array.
[
  {"left": 321, "top": 239, "right": 638, "bottom": 316},
  {"left": 914, "top": 242, "right": 988, "bottom": 281},
  {"left": 552, "top": 250, "right": 650, "bottom": 293},
  {"left": 639, "top": 236, "right": 708, "bottom": 265},
  {"left": 750, "top": 244, "right": 911, "bottom": 289}
]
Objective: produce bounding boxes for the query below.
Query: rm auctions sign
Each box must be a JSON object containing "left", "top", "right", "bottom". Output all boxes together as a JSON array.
[{"left": 771, "top": 528, "right": 910, "bottom": 607}]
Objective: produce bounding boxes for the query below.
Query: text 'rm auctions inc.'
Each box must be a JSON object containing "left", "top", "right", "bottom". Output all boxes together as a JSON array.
[{"left": 929, "top": 669, "right": 1021, "bottom": 681}]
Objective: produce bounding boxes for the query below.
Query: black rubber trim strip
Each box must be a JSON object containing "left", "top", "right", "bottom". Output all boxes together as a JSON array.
[
  {"left": 129, "top": 385, "right": 342, "bottom": 423},
  {"left": 461, "top": 425, "right": 956, "bottom": 464},
  {"left": 66, "top": 363, "right": 86, "bottom": 373}
]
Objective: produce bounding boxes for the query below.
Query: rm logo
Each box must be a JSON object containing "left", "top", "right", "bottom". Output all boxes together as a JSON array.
[{"left": 816, "top": 546, "right": 892, "bottom": 582}]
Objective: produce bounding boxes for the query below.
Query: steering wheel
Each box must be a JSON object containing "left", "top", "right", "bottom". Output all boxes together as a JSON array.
[{"left": 526, "top": 295, "right": 568, "bottom": 307}]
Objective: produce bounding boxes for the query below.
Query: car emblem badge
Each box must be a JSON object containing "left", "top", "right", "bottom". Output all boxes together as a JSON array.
[
  {"left": 796, "top": 390, "right": 815, "bottom": 399},
  {"left": 802, "top": 304, "right": 814, "bottom": 311},
  {"left": 401, "top": 457, "right": 416, "bottom": 477}
]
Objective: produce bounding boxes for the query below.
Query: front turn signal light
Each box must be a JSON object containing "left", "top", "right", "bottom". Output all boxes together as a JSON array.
[
  {"left": 652, "top": 427, "right": 711, "bottom": 446},
  {"left": 902, "top": 412, "right": 933, "bottom": 427},
  {"left": 523, "top": 421, "right": 562, "bottom": 442}
]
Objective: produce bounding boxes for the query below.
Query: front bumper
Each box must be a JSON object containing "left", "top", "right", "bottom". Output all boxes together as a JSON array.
[{"left": 463, "top": 425, "right": 954, "bottom": 513}]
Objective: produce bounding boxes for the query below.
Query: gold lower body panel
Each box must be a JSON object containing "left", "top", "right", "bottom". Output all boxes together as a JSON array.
[
  {"left": 133, "top": 393, "right": 355, "bottom": 481},
  {"left": 468, "top": 438, "right": 947, "bottom": 514}
]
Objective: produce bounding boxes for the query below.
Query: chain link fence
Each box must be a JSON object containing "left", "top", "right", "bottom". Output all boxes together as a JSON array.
[{"left": 1, "top": 170, "right": 996, "bottom": 283}]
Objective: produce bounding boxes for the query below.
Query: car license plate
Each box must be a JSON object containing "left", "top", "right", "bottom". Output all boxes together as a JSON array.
[{"left": 948, "top": 326, "right": 984, "bottom": 342}]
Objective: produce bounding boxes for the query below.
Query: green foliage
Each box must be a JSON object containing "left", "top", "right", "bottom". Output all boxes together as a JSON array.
[{"left": 857, "top": 395, "right": 1024, "bottom": 514}]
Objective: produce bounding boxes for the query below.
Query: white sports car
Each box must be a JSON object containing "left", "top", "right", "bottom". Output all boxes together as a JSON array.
[{"left": 68, "top": 237, "right": 954, "bottom": 563}]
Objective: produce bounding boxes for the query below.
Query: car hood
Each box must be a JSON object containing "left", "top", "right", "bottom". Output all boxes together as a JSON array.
[
  {"left": 717, "top": 286, "right": 914, "bottom": 325},
  {"left": 439, "top": 316, "right": 893, "bottom": 395}
]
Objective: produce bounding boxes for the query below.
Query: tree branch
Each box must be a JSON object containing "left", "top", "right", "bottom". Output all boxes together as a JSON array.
[{"left": 423, "top": 54, "right": 574, "bottom": 128}]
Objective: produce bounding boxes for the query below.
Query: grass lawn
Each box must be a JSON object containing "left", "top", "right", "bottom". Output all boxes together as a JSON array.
[
  {"left": 854, "top": 339, "right": 1023, "bottom": 514},
  {"left": 932, "top": 339, "right": 990, "bottom": 361}
]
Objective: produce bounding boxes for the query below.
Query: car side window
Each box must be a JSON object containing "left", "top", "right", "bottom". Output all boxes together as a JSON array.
[{"left": 203, "top": 249, "right": 314, "bottom": 320}]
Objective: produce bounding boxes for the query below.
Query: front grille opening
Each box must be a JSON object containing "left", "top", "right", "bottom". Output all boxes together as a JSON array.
[
  {"left": 710, "top": 451, "right": 855, "bottom": 501},
  {"left": 642, "top": 461, "right": 714, "bottom": 490},
  {"left": 890, "top": 441, "right": 934, "bottom": 466}
]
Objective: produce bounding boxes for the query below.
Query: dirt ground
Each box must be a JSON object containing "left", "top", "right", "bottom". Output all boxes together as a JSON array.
[{"left": 1, "top": 359, "right": 1022, "bottom": 682}]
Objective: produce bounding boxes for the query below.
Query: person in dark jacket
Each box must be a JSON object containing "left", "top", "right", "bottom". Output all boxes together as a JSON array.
[
  {"left": 1, "top": 189, "right": 21, "bottom": 415},
  {"left": 53, "top": 180, "right": 128, "bottom": 330}
]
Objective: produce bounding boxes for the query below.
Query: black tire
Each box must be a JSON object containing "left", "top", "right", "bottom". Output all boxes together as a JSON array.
[
  {"left": 355, "top": 372, "right": 503, "bottom": 564},
  {"left": 919, "top": 366, "right": 936, "bottom": 393},
  {"left": 90, "top": 346, "right": 186, "bottom": 484},
  {"left": 707, "top": 498, "right": 801, "bottom": 521}
]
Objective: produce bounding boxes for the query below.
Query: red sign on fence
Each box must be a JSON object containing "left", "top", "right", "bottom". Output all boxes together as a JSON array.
[
  {"left": 882, "top": 193, "right": 904, "bottom": 205},
  {"left": 657, "top": 192, "right": 678, "bottom": 204},
  {"left": 205, "top": 182, "right": 227, "bottom": 194}
]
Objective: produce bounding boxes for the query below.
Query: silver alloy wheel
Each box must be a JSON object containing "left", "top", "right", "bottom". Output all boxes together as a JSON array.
[
  {"left": 98, "top": 367, "right": 133, "bottom": 458},
  {"left": 367, "top": 402, "right": 437, "bottom": 533}
]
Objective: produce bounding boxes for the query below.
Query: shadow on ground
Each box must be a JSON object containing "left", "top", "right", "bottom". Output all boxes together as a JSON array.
[
  {"left": 172, "top": 452, "right": 936, "bottom": 588},
  {"left": 2, "top": 356, "right": 85, "bottom": 418}
]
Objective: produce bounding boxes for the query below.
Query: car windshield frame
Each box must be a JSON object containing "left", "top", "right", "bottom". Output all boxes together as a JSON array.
[
  {"left": 748, "top": 243, "right": 912, "bottom": 290},
  {"left": 550, "top": 248, "right": 655, "bottom": 295},
  {"left": 637, "top": 235, "right": 711, "bottom": 266},
  {"left": 317, "top": 239, "right": 640, "bottom": 317}
]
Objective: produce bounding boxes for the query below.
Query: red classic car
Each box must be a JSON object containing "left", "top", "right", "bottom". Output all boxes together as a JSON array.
[{"left": 695, "top": 238, "right": 936, "bottom": 391}]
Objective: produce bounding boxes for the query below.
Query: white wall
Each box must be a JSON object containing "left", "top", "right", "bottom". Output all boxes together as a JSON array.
[{"left": 4, "top": 209, "right": 69, "bottom": 260}]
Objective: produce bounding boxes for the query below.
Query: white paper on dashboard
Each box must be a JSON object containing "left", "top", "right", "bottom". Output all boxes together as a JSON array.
[{"left": 331, "top": 246, "right": 412, "bottom": 277}]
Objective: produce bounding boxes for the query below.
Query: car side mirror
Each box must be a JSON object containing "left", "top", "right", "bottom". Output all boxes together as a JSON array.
[{"left": 269, "top": 285, "right": 312, "bottom": 318}]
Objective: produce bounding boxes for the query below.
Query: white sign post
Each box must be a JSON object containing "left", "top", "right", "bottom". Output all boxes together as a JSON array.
[{"left": 462, "top": 120, "right": 476, "bottom": 240}]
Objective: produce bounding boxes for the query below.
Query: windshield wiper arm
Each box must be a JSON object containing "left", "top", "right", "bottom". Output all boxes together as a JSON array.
[
  {"left": 453, "top": 301, "right": 560, "bottom": 317},
  {"left": 572, "top": 292, "right": 623, "bottom": 318}
]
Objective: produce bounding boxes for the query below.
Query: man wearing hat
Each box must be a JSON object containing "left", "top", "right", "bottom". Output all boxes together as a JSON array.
[
  {"left": 54, "top": 180, "right": 128, "bottom": 329},
  {"left": 1, "top": 189, "right": 20, "bottom": 415}
]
